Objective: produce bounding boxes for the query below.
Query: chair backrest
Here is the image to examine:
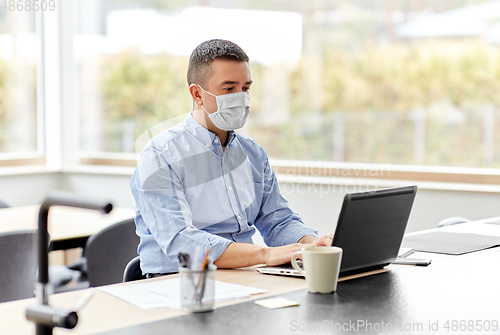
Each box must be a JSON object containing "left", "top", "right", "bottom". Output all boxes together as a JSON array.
[
  {"left": 123, "top": 256, "right": 145, "bottom": 282},
  {"left": 0, "top": 230, "right": 37, "bottom": 303},
  {"left": 85, "top": 218, "right": 140, "bottom": 287}
]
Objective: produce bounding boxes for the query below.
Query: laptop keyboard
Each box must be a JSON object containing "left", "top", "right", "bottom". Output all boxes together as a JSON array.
[{"left": 275, "top": 261, "right": 303, "bottom": 269}]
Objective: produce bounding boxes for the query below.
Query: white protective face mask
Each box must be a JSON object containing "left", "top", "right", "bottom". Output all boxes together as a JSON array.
[{"left": 198, "top": 85, "right": 251, "bottom": 131}]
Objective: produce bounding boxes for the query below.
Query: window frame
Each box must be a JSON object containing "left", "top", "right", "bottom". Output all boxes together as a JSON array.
[{"left": 2, "top": 2, "right": 500, "bottom": 192}]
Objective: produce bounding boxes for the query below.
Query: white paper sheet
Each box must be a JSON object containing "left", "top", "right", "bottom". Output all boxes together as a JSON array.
[{"left": 99, "top": 278, "right": 266, "bottom": 310}]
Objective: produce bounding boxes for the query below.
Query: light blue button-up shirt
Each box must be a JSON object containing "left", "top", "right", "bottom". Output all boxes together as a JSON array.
[{"left": 129, "top": 113, "right": 318, "bottom": 274}]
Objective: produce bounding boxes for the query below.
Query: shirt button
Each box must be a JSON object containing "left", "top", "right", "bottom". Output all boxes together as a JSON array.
[
  {"left": 238, "top": 215, "right": 242, "bottom": 220},
  {"left": 206, "top": 144, "right": 209, "bottom": 147},
  {"left": 228, "top": 186, "right": 233, "bottom": 191},
  {"left": 214, "top": 139, "right": 219, "bottom": 143}
]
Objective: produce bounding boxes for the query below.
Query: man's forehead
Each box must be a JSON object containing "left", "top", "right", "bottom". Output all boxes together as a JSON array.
[{"left": 208, "top": 59, "right": 251, "bottom": 83}]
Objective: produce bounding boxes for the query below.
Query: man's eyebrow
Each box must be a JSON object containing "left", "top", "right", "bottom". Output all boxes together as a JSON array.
[{"left": 220, "top": 80, "right": 253, "bottom": 85}]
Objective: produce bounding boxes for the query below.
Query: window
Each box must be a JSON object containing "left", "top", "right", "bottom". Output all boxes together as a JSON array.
[
  {"left": 75, "top": 0, "right": 500, "bottom": 170},
  {"left": 0, "top": 9, "right": 39, "bottom": 156}
]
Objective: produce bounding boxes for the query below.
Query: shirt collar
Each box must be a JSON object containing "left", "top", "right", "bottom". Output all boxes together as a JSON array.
[
  {"left": 184, "top": 112, "right": 237, "bottom": 148},
  {"left": 226, "top": 130, "right": 237, "bottom": 146}
]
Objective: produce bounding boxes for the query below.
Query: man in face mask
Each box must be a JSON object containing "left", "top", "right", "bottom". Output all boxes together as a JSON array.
[{"left": 130, "top": 39, "right": 333, "bottom": 278}]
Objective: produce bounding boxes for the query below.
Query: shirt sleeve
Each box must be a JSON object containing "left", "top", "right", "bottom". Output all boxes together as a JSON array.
[
  {"left": 131, "top": 145, "right": 232, "bottom": 264},
  {"left": 253, "top": 149, "right": 319, "bottom": 247}
]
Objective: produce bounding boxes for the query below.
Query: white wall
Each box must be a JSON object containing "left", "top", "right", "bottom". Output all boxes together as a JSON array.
[
  {"left": 0, "top": 169, "right": 60, "bottom": 206},
  {"left": 1, "top": 169, "right": 499, "bottom": 235},
  {"left": 59, "top": 170, "right": 136, "bottom": 208},
  {"left": 281, "top": 183, "right": 500, "bottom": 235}
]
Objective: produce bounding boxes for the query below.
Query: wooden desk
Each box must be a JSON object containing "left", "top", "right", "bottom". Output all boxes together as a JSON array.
[
  {"left": 102, "top": 220, "right": 500, "bottom": 335},
  {"left": 0, "top": 205, "right": 135, "bottom": 250},
  {"left": 0, "top": 267, "right": 385, "bottom": 334},
  {"left": 103, "top": 247, "right": 500, "bottom": 335},
  {"left": 1, "top": 220, "right": 499, "bottom": 334}
]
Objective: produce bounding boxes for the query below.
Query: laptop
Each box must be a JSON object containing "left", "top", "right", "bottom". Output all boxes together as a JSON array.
[{"left": 256, "top": 185, "right": 418, "bottom": 277}]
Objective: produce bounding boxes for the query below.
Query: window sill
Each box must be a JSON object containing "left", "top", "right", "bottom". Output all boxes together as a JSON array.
[
  {"left": 3, "top": 152, "right": 499, "bottom": 193},
  {"left": 76, "top": 153, "right": 500, "bottom": 186},
  {"left": 61, "top": 164, "right": 135, "bottom": 176},
  {"left": 277, "top": 174, "right": 500, "bottom": 194},
  {"left": 78, "top": 152, "right": 138, "bottom": 167},
  {"left": 60, "top": 164, "right": 500, "bottom": 193},
  {"left": 0, "top": 154, "right": 46, "bottom": 168},
  {"left": 271, "top": 160, "right": 500, "bottom": 186}
]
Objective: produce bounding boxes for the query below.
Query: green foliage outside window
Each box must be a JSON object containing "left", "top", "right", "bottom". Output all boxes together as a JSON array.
[{"left": 91, "top": 40, "right": 500, "bottom": 167}]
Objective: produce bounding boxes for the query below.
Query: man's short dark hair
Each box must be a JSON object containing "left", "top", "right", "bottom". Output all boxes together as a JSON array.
[{"left": 187, "top": 39, "right": 249, "bottom": 87}]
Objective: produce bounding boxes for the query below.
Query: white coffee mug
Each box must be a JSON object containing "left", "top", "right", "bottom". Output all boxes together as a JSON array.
[{"left": 291, "top": 246, "right": 343, "bottom": 294}]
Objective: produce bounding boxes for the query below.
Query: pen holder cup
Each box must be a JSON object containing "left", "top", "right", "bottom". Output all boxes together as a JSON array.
[{"left": 179, "top": 265, "right": 216, "bottom": 312}]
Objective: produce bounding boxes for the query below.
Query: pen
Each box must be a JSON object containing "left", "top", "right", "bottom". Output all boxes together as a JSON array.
[
  {"left": 193, "top": 248, "right": 210, "bottom": 303},
  {"left": 197, "top": 257, "right": 210, "bottom": 304}
]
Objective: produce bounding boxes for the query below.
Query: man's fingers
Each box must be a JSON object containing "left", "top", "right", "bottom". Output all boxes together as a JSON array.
[{"left": 312, "top": 234, "right": 334, "bottom": 246}]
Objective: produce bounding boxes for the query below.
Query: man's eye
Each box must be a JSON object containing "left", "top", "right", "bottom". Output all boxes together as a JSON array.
[
  {"left": 243, "top": 87, "right": 251, "bottom": 92},
  {"left": 224, "top": 87, "right": 233, "bottom": 91}
]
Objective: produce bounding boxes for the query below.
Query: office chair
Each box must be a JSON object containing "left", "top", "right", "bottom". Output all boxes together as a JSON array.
[
  {"left": 0, "top": 200, "right": 85, "bottom": 293},
  {"left": 46, "top": 233, "right": 76, "bottom": 290},
  {"left": 123, "top": 256, "right": 146, "bottom": 282},
  {"left": 82, "top": 218, "right": 140, "bottom": 287},
  {"left": 0, "top": 230, "right": 37, "bottom": 303}
]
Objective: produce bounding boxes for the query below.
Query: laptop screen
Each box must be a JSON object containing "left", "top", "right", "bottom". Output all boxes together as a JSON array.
[{"left": 333, "top": 186, "right": 417, "bottom": 276}]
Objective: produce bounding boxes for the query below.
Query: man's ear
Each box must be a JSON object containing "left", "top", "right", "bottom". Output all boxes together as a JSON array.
[{"left": 189, "top": 84, "right": 203, "bottom": 106}]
